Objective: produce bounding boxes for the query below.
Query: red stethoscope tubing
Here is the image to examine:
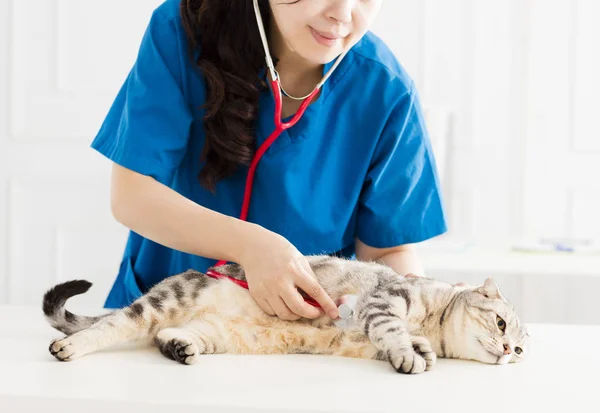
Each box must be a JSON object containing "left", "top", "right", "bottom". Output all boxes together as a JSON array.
[{"left": 205, "top": 79, "right": 322, "bottom": 308}]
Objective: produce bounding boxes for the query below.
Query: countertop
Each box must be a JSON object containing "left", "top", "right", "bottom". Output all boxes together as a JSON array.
[{"left": 0, "top": 305, "right": 597, "bottom": 413}]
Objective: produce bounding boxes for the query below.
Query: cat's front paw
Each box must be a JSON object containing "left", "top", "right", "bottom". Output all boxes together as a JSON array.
[
  {"left": 387, "top": 348, "right": 427, "bottom": 374},
  {"left": 411, "top": 336, "right": 436, "bottom": 371},
  {"left": 49, "top": 337, "right": 78, "bottom": 361}
]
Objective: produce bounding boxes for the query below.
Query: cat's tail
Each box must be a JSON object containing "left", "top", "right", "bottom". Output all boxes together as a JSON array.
[{"left": 42, "top": 280, "right": 110, "bottom": 335}]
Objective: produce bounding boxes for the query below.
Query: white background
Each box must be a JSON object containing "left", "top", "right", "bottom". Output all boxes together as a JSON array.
[{"left": 1, "top": 0, "right": 599, "bottom": 323}]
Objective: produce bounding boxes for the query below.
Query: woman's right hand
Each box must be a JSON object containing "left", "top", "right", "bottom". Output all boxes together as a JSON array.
[{"left": 237, "top": 224, "right": 339, "bottom": 321}]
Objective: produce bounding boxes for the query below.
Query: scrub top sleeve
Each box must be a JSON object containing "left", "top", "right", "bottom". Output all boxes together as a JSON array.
[
  {"left": 91, "top": 10, "right": 193, "bottom": 184},
  {"left": 356, "top": 83, "right": 448, "bottom": 248}
]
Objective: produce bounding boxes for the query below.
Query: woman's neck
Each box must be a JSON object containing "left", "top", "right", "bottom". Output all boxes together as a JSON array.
[{"left": 269, "top": 24, "right": 323, "bottom": 98}]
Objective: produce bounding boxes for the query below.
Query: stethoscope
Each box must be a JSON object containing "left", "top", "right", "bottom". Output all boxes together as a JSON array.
[
  {"left": 207, "top": 0, "right": 354, "bottom": 319},
  {"left": 236, "top": 0, "right": 349, "bottom": 224}
]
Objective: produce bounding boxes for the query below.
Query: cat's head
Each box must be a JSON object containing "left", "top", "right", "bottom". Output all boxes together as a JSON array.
[{"left": 450, "top": 277, "right": 530, "bottom": 365}]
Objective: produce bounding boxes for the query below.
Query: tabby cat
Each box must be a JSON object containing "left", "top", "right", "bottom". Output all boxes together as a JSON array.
[{"left": 43, "top": 255, "right": 529, "bottom": 374}]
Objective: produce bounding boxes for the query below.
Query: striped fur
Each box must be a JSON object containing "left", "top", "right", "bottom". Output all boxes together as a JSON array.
[{"left": 43, "top": 255, "right": 529, "bottom": 374}]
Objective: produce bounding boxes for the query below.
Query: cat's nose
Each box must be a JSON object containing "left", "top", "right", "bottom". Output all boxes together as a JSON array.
[{"left": 503, "top": 344, "right": 512, "bottom": 355}]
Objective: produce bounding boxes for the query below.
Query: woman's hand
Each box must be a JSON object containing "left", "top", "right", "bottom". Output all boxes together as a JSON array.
[{"left": 237, "top": 225, "right": 339, "bottom": 321}]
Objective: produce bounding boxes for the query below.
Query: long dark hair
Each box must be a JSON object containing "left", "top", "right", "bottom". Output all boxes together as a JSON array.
[{"left": 180, "top": 0, "right": 272, "bottom": 192}]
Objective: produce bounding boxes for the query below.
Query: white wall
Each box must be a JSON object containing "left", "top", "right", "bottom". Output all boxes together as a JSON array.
[
  {"left": 1, "top": 1, "right": 599, "bottom": 322},
  {"left": 373, "top": 0, "right": 600, "bottom": 326},
  {"left": 0, "top": 0, "right": 165, "bottom": 309},
  {"left": 374, "top": 0, "right": 600, "bottom": 247}
]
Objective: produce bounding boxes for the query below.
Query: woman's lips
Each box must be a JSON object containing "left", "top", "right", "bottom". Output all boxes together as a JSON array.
[{"left": 310, "top": 27, "right": 344, "bottom": 47}]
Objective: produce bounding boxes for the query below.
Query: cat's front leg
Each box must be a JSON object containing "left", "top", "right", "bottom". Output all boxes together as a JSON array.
[
  {"left": 410, "top": 335, "right": 436, "bottom": 370},
  {"left": 357, "top": 301, "right": 433, "bottom": 374},
  {"left": 375, "top": 321, "right": 427, "bottom": 374}
]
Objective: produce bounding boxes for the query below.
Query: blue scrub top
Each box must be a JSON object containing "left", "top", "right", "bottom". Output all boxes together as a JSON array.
[{"left": 91, "top": 0, "right": 448, "bottom": 309}]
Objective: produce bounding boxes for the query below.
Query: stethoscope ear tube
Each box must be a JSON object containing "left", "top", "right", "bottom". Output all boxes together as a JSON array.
[{"left": 252, "top": 0, "right": 277, "bottom": 81}]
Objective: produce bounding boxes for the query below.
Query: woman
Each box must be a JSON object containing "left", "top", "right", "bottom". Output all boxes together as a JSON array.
[{"left": 91, "top": 0, "right": 447, "bottom": 321}]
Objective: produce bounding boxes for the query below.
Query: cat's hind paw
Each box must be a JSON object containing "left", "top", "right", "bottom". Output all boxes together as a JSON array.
[
  {"left": 155, "top": 329, "right": 199, "bottom": 365},
  {"left": 49, "top": 337, "right": 77, "bottom": 361}
]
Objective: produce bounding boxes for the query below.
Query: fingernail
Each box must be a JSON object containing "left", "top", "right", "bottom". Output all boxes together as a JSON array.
[{"left": 328, "top": 310, "right": 338, "bottom": 319}]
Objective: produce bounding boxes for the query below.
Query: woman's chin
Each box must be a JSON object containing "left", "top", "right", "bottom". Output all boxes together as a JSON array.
[{"left": 294, "top": 42, "right": 347, "bottom": 66}]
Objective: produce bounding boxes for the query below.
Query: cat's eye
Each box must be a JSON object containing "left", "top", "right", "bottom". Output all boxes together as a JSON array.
[
  {"left": 496, "top": 315, "right": 506, "bottom": 332},
  {"left": 515, "top": 347, "right": 522, "bottom": 355}
]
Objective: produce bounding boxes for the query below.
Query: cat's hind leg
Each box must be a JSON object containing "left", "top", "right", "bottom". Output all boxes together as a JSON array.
[
  {"left": 49, "top": 308, "right": 144, "bottom": 361},
  {"left": 48, "top": 270, "right": 216, "bottom": 362},
  {"left": 49, "top": 297, "right": 175, "bottom": 361},
  {"left": 154, "top": 319, "right": 226, "bottom": 365}
]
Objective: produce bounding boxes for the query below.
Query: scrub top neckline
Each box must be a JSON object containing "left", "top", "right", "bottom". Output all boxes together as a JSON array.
[
  {"left": 255, "top": 58, "right": 338, "bottom": 154},
  {"left": 261, "top": 58, "right": 336, "bottom": 123}
]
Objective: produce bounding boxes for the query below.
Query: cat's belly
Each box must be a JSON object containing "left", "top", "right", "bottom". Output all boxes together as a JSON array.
[{"left": 196, "top": 280, "right": 377, "bottom": 358}]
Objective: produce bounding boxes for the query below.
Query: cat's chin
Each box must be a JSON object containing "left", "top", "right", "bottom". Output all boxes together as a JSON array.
[
  {"left": 495, "top": 354, "right": 512, "bottom": 365},
  {"left": 478, "top": 351, "right": 513, "bottom": 365}
]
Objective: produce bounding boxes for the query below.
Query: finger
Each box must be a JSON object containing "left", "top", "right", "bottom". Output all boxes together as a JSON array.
[
  {"left": 248, "top": 286, "right": 276, "bottom": 316},
  {"left": 268, "top": 296, "right": 301, "bottom": 321},
  {"left": 258, "top": 297, "right": 276, "bottom": 316},
  {"left": 280, "top": 285, "right": 322, "bottom": 319},
  {"left": 294, "top": 266, "right": 338, "bottom": 319},
  {"left": 404, "top": 273, "right": 419, "bottom": 279}
]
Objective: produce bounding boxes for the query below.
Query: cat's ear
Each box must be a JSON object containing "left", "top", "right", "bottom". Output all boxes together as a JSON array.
[{"left": 477, "top": 277, "right": 503, "bottom": 300}]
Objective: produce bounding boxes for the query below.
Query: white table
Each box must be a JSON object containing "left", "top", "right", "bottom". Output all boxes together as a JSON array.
[{"left": 0, "top": 305, "right": 598, "bottom": 413}]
